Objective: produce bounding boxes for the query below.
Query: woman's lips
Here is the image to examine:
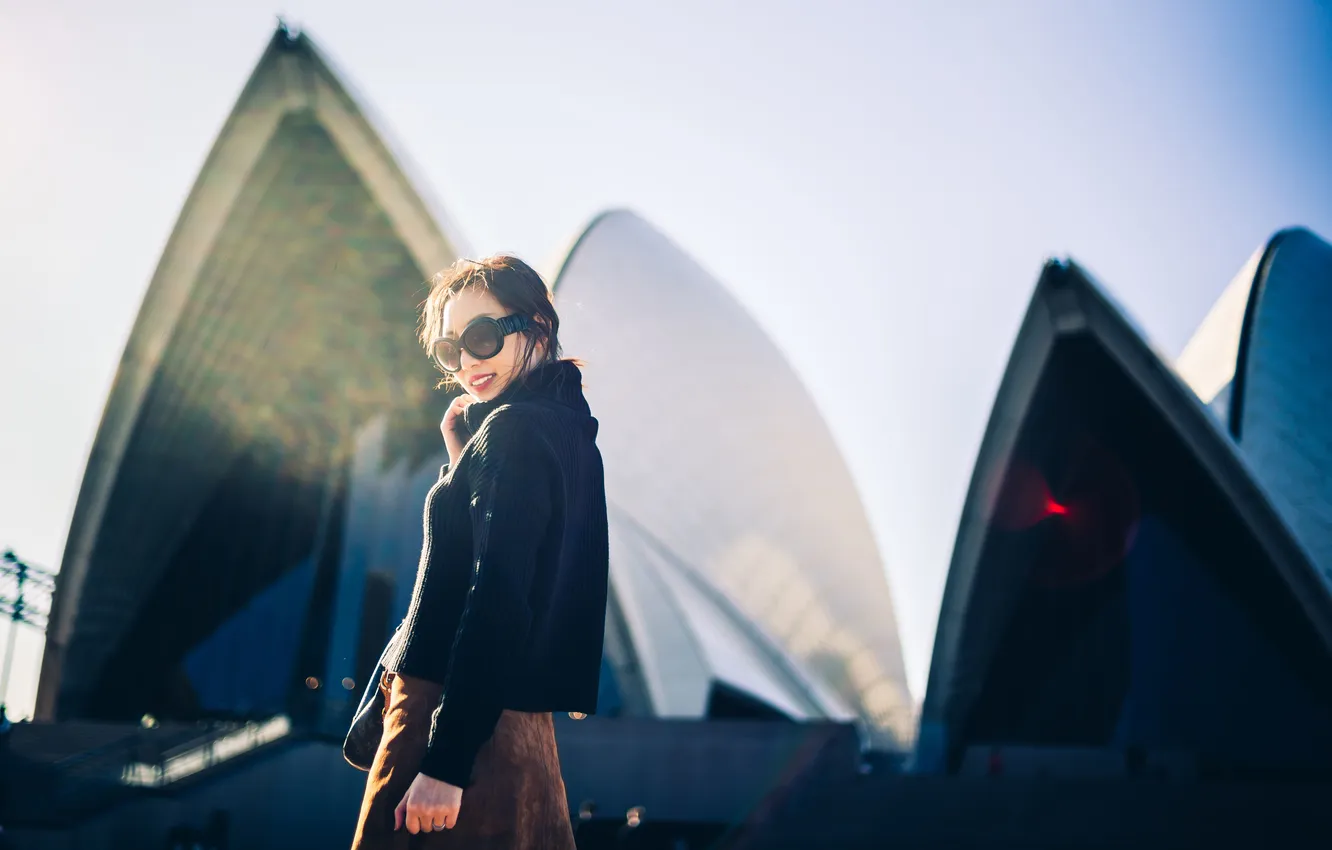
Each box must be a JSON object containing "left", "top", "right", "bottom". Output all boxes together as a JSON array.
[{"left": 469, "top": 372, "right": 496, "bottom": 391}]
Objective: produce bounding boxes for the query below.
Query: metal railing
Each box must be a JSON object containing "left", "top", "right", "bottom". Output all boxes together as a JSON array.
[
  {"left": 0, "top": 549, "right": 55, "bottom": 711},
  {"left": 120, "top": 715, "right": 293, "bottom": 787}
]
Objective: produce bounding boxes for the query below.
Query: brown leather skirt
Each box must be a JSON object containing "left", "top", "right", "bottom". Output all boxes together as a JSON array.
[{"left": 350, "top": 672, "right": 577, "bottom": 850}]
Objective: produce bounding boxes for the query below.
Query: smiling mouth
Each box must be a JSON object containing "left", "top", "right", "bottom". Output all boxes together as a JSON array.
[{"left": 469, "top": 373, "right": 496, "bottom": 390}]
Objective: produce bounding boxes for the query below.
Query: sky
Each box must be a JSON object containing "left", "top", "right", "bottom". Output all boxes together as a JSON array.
[{"left": 1, "top": 0, "right": 1331, "bottom": 719}]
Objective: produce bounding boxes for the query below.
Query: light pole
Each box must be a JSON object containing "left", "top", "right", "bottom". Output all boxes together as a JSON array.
[{"left": 0, "top": 549, "right": 55, "bottom": 716}]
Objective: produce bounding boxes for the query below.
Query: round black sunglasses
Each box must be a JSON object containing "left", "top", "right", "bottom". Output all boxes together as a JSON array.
[{"left": 429, "top": 314, "right": 530, "bottom": 373}]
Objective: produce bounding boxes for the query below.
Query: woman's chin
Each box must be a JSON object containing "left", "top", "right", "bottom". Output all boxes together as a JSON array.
[{"left": 467, "top": 381, "right": 506, "bottom": 402}]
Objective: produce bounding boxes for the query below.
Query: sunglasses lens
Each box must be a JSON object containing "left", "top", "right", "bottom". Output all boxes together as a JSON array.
[
  {"left": 431, "top": 339, "right": 461, "bottom": 372},
  {"left": 461, "top": 320, "right": 503, "bottom": 360}
]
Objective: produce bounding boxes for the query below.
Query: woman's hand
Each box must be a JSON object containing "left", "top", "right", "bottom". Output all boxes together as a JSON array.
[
  {"left": 440, "top": 394, "right": 475, "bottom": 468},
  {"left": 395, "top": 772, "right": 463, "bottom": 834}
]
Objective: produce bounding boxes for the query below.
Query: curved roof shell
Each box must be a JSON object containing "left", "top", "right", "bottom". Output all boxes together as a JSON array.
[
  {"left": 1176, "top": 228, "right": 1332, "bottom": 583},
  {"left": 38, "top": 27, "right": 461, "bottom": 719},
  {"left": 917, "top": 258, "right": 1332, "bottom": 773},
  {"left": 551, "top": 211, "right": 913, "bottom": 742}
]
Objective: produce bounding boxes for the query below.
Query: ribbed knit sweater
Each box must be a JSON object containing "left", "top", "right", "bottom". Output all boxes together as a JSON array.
[{"left": 382, "top": 359, "right": 610, "bottom": 786}]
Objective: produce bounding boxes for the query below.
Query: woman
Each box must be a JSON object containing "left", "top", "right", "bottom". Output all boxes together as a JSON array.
[{"left": 351, "top": 255, "right": 609, "bottom": 849}]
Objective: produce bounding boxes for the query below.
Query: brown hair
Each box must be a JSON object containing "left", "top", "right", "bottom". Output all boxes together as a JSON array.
[{"left": 419, "top": 255, "right": 563, "bottom": 387}]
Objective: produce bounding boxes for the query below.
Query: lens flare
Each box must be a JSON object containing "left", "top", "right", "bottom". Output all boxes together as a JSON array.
[
  {"left": 990, "top": 441, "right": 1140, "bottom": 588},
  {"left": 991, "top": 462, "right": 1065, "bottom": 530}
]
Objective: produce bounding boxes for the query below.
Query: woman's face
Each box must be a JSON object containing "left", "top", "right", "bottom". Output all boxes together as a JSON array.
[{"left": 442, "top": 286, "right": 533, "bottom": 402}]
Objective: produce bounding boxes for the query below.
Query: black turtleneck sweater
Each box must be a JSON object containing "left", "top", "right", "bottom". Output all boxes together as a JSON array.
[{"left": 382, "top": 359, "right": 610, "bottom": 786}]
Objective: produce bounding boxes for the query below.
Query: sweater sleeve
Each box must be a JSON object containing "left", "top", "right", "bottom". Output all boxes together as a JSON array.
[{"left": 417, "top": 413, "right": 554, "bottom": 786}]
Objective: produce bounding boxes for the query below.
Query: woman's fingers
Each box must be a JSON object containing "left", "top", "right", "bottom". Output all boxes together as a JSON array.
[
  {"left": 406, "top": 810, "right": 427, "bottom": 835},
  {"left": 396, "top": 774, "right": 463, "bottom": 833},
  {"left": 395, "top": 792, "right": 429, "bottom": 834},
  {"left": 442, "top": 395, "right": 473, "bottom": 435},
  {"left": 399, "top": 802, "right": 455, "bottom": 834}
]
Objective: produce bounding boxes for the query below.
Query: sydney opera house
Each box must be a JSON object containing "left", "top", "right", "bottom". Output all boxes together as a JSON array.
[
  {"left": 7, "top": 22, "right": 1332, "bottom": 850},
  {"left": 33, "top": 24, "right": 910, "bottom": 743},
  {"left": 914, "top": 244, "right": 1332, "bottom": 779}
]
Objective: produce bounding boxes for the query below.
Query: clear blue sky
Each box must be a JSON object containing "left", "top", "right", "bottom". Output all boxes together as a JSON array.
[{"left": 1, "top": 0, "right": 1330, "bottom": 718}]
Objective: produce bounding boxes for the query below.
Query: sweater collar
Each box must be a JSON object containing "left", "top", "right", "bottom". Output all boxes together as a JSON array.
[{"left": 461, "top": 359, "right": 595, "bottom": 435}]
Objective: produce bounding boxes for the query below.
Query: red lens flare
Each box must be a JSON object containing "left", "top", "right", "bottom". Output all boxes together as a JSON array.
[
  {"left": 990, "top": 462, "right": 1067, "bottom": 530},
  {"left": 990, "top": 441, "right": 1140, "bottom": 587}
]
